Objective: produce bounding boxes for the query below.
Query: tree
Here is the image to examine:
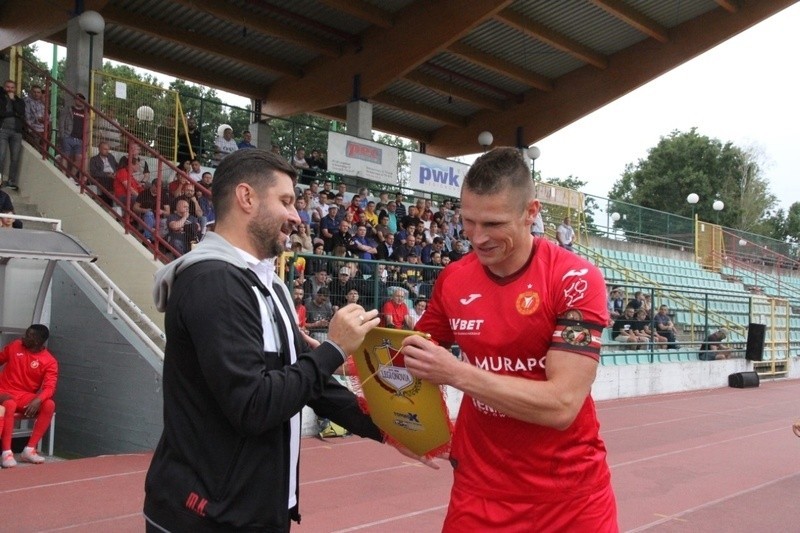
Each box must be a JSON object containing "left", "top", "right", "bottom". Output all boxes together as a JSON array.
[
  {"left": 608, "top": 128, "right": 776, "bottom": 239},
  {"left": 372, "top": 132, "right": 418, "bottom": 189}
]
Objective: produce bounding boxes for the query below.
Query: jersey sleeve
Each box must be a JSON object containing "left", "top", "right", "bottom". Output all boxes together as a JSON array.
[
  {"left": 415, "top": 269, "right": 455, "bottom": 347},
  {"left": 550, "top": 260, "right": 609, "bottom": 360},
  {"left": 37, "top": 355, "right": 59, "bottom": 401}
]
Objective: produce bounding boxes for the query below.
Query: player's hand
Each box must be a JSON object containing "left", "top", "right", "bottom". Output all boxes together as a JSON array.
[
  {"left": 390, "top": 442, "right": 442, "bottom": 470},
  {"left": 327, "top": 304, "right": 380, "bottom": 355},
  {"left": 792, "top": 420, "right": 800, "bottom": 438},
  {"left": 25, "top": 397, "right": 42, "bottom": 417},
  {"left": 401, "top": 334, "right": 463, "bottom": 386}
]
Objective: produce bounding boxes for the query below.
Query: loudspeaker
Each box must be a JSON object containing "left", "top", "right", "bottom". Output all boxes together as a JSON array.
[
  {"left": 728, "top": 371, "right": 760, "bottom": 389},
  {"left": 745, "top": 323, "right": 766, "bottom": 361}
]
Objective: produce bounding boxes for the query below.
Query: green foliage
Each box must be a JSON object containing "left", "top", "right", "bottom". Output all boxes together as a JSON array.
[
  {"left": 608, "top": 128, "right": 776, "bottom": 239},
  {"left": 269, "top": 114, "right": 333, "bottom": 161},
  {"left": 372, "top": 133, "right": 418, "bottom": 188}
]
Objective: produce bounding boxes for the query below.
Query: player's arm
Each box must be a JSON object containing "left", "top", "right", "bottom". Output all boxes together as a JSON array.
[{"left": 401, "top": 337, "right": 595, "bottom": 430}]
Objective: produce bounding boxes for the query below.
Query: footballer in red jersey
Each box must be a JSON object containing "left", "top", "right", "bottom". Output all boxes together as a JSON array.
[
  {"left": 403, "top": 148, "right": 618, "bottom": 532},
  {"left": 0, "top": 324, "right": 58, "bottom": 468}
]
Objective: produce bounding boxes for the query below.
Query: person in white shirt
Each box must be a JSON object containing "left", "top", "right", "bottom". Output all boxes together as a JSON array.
[
  {"left": 556, "top": 217, "right": 575, "bottom": 251},
  {"left": 212, "top": 127, "right": 238, "bottom": 166}
]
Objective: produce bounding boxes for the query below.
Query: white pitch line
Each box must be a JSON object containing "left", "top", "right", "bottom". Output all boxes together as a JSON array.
[{"left": 331, "top": 505, "right": 448, "bottom": 532}]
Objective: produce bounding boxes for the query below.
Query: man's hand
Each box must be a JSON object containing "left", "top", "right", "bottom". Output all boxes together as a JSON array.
[
  {"left": 401, "top": 335, "right": 464, "bottom": 386},
  {"left": 25, "top": 398, "right": 42, "bottom": 417},
  {"left": 326, "top": 305, "right": 380, "bottom": 355},
  {"left": 390, "top": 441, "right": 444, "bottom": 470}
]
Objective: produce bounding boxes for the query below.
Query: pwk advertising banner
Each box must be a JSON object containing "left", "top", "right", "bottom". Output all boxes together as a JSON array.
[
  {"left": 409, "top": 152, "right": 470, "bottom": 197},
  {"left": 327, "top": 132, "right": 399, "bottom": 186}
]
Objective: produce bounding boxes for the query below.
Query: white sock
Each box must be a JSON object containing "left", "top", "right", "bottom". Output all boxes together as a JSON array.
[
  {"left": 23, "top": 446, "right": 35, "bottom": 452},
  {"left": 2, "top": 450, "right": 12, "bottom": 456}
]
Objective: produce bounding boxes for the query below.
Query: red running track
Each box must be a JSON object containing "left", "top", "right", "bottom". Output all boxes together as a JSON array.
[{"left": 2, "top": 379, "right": 800, "bottom": 532}]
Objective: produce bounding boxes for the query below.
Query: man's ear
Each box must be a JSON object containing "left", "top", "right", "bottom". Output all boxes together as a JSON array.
[
  {"left": 235, "top": 183, "right": 257, "bottom": 214},
  {"left": 524, "top": 198, "right": 541, "bottom": 225}
]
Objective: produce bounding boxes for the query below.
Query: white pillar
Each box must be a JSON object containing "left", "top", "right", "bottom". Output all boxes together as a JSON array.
[
  {"left": 64, "top": 17, "right": 104, "bottom": 98},
  {"left": 346, "top": 100, "right": 373, "bottom": 140}
]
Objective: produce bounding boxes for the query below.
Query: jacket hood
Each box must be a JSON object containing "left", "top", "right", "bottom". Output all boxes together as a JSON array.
[{"left": 153, "top": 232, "right": 248, "bottom": 312}]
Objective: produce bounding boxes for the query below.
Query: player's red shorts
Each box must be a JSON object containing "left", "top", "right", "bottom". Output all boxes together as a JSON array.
[
  {"left": 443, "top": 482, "right": 618, "bottom": 533},
  {"left": 0, "top": 390, "right": 40, "bottom": 412}
]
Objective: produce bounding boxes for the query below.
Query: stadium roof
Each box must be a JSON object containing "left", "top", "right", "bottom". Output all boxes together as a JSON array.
[{"left": 3, "top": 0, "right": 796, "bottom": 156}]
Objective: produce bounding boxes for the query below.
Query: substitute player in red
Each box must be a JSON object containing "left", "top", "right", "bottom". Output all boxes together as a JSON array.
[
  {"left": 402, "top": 148, "right": 617, "bottom": 532},
  {"left": 0, "top": 324, "right": 58, "bottom": 468}
]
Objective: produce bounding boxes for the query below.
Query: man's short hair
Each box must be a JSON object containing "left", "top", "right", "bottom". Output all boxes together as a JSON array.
[
  {"left": 463, "top": 147, "right": 534, "bottom": 209},
  {"left": 27, "top": 324, "right": 50, "bottom": 343},
  {"left": 316, "top": 287, "right": 330, "bottom": 297},
  {"left": 212, "top": 149, "right": 296, "bottom": 223}
]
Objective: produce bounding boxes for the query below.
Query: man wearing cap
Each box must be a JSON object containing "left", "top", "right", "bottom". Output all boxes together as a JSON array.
[
  {"left": 58, "top": 92, "right": 88, "bottom": 179},
  {"left": 212, "top": 127, "right": 238, "bottom": 166},
  {"left": 328, "top": 267, "right": 356, "bottom": 309}
]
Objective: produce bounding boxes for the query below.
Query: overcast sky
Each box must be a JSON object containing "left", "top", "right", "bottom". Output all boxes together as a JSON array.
[
  {"left": 532, "top": 3, "right": 799, "bottom": 211},
  {"left": 35, "top": 4, "right": 798, "bottom": 209}
]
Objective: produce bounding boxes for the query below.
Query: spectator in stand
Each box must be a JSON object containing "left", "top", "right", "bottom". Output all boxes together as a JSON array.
[
  {"left": 24, "top": 84, "right": 46, "bottom": 149},
  {"left": 383, "top": 201, "right": 399, "bottom": 234},
  {"left": 642, "top": 294, "right": 653, "bottom": 318},
  {"left": 57, "top": 92, "right": 88, "bottom": 180},
  {"left": 88, "top": 141, "right": 118, "bottom": 206},
  {"left": 328, "top": 267, "right": 356, "bottom": 310},
  {"left": 416, "top": 220, "right": 433, "bottom": 245},
  {"left": 292, "top": 287, "right": 308, "bottom": 334},
  {"left": 305, "top": 287, "right": 334, "bottom": 342},
  {"left": 187, "top": 159, "right": 203, "bottom": 182},
  {"left": 292, "top": 147, "right": 313, "bottom": 183},
  {"left": 394, "top": 192, "right": 408, "bottom": 219},
  {"left": 424, "top": 251, "right": 444, "bottom": 283},
  {"left": 352, "top": 224, "right": 378, "bottom": 271},
  {"left": 395, "top": 233, "right": 421, "bottom": 261},
  {"left": 607, "top": 287, "right": 625, "bottom": 321},
  {"left": 168, "top": 172, "right": 193, "bottom": 199},
  {"left": 654, "top": 305, "right": 679, "bottom": 349},
  {"left": 373, "top": 213, "right": 391, "bottom": 244},
  {"left": 611, "top": 306, "right": 646, "bottom": 349},
  {"left": 627, "top": 291, "right": 645, "bottom": 312},
  {"left": 401, "top": 205, "right": 421, "bottom": 233},
  {"left": 0, "top": 324, "right": 58, "bottom": 468},
  {"left": 420, "top": 236, "right": 444, "bottom": 265},
  {"left": 633, "top": 309, "right": 666, "bottom": 349},
  {"left": 134, "top": 180, "right": 171, "bottom": 242},
  {"left": 1, "top": 80, "right": 26, "bottom": 190},
  {"left": 166, "top": 197, "right": 201, "bottom": 255},
  {"left": 319, "top": 206, "right": 339, "bottom": 253},
  {"left": 195, "top": 184, "right": 214, "bottom": 233},
  {"left": 364, "top": 201, "right": 379, "bottom": 227},
  {"left": 383, "top": 288, "right": 410, "bottom": 329},
  {"left": 0, "top": 210, "right": 15, "bottom": 229},
  {"left": 331, "top": 220, "right": 355, "bottom": 255},
  {"left": 295, "top": 196, "right": 311, "bottom": 229},
  {"left": 270, "top": 143, "right": 283, "bottom": 159},
  {"left": 171, "top": 183, "right": 206, "bottom": 234},
  {"left": 290, "top": 223, "right": 313, "bottom": 253},
  {"left": 448, "top": 239, "right": 466, "bottom": 262},
  {"left": 237, "top": 130, "right": 256, "bottom": 149},
  {"left": 303, "top": 270, "right": 329, "bottom": 303},
  {"left": 407, "top": 298, "right": 427, "bottom": 329},
  {"left": 557, "top": 217, "right": 575, "bottom": 251},
  {"left": 126, "top": 143, "right": 151, "bottom": 184},
  {"left": 306, "top": 149, "right": 326, "bottom": 173},
  {"left": 377, "top": 232, "right": 396, "bottom": 261},
  {"left": 113, "top": 156, "right": 143, "bottom": 209},
  {"left": 212, "top": 127, "right": 238, "bottom": 166},
  {"left": 347, "top": 194, "right": 364, "bottom": 221},
  {"left": 699, "top": 328, "right": 731, "bottom": 360},
  {"left": 177, "top": 116, "right": 202, "bottom": 165}
]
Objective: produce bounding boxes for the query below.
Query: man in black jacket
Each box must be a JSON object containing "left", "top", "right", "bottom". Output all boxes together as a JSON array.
[
  {"left": 0, "top": 80, "right": 26, "bottom": 190},
  {"left": 146, "top": 149, "right": 423, "bottom": 531}
]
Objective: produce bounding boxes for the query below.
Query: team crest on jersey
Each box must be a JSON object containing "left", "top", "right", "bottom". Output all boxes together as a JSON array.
[
  {"left": 561, "top": 309, "right": 583, "bottom": 321},
  {"left": 515, "top": 290, "right": 540, "bottom": 315},
  {"left": 561, "top": 325, "right": 593, "bottom": 346},
  {"left": 30, "top": 360, "right": 40, "bottom": 369}
]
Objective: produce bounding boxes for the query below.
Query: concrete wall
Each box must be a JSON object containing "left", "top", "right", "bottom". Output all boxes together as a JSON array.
[
  {"left": 49, "top": 262, "right": 163, "bottom": 457},
  {"left": 19, "top": 143, "right": 164, "bottom": 329}
]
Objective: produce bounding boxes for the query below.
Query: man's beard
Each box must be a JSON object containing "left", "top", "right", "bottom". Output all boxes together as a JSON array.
[{"left": 247, "top": 202, "right": 287, "bottom": 259}]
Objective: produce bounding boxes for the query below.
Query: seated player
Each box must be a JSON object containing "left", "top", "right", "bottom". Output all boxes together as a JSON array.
[{"left": 0, "top": 324, "right": 58, "bottom": 468}]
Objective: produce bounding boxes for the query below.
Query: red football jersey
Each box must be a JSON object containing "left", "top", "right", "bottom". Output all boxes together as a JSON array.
[
  {"left": 417, "top": 239, "right": 611, "bottom": 503},
  {"left": 0, "top": 339, "right": 59, "bottom": 401}
]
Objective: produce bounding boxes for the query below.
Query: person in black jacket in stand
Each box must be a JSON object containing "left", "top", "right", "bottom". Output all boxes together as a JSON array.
[{"left": 145, "top": 149, "right": 434, "bottom": 532}]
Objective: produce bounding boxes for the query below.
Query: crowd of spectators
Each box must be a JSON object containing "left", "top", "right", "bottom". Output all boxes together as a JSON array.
[{"left": 607, "top": 287, "right": 677, "bottom": 351}]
